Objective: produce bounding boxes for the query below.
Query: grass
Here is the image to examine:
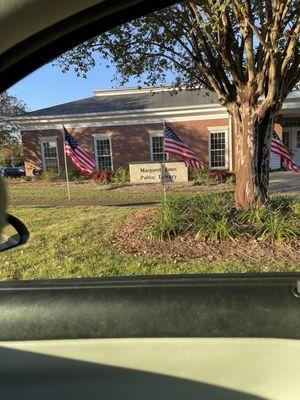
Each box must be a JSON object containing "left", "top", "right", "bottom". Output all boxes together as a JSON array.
[
  {"left": 150, "top": 193, "right": 300, "bottom": 244},
  {"left": 0, "top": 203, "right": 298, "bottom": 281},
  {"left": 6, "top": 181, "right": 163, "bottom": 203}
]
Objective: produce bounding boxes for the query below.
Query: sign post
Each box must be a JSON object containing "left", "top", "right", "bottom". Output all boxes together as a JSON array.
[{"left": 62, "top": 126, "right": 71, "bottom": 201}]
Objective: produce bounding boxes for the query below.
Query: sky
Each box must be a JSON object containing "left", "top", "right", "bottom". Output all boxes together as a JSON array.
[{"left": 8, "top": 61, "right": 161, "bottom": 112}]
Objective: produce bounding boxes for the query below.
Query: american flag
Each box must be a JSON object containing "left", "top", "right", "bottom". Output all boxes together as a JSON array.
[
  {"left": 164, "top": 122, "right": 204, "bottom": 169},
  {"left": 271, "top": 131, "right": 298, "bottom": 173},
  {"left": 64, "top": 127, "right": 96, "bottom": 175}
]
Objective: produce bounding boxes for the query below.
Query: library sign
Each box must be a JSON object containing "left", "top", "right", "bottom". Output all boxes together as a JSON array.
[{"left": 129, "top": 161, "right": 188, "bottom": 184}]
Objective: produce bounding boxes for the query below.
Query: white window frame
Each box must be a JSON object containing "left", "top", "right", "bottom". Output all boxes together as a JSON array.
[
  {"left": 149, "top": 130, "right": 169, "bottom": 162},
  {"left": 93, "top": 134, "right": 113, "bottom": 171},
  {"left": 208, "top": 126, "right": 229, "bottom": 170},
  {"left": 40, "top": 136, "right": 60, "bottom": 172}
]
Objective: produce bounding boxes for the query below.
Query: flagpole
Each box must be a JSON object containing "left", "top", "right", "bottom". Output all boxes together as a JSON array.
[
  {"left": 162, "top": 120, "right": 167, "bottom": 202},
  {"left": 62, "top": 126, "right": 71, "bottom": 201}
]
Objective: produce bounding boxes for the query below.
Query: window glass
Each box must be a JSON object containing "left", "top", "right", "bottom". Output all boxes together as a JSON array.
[
  {"left": 42, "top": 140, "right": 59, "bottom": 172},
  {"left": 96, "top": 138, "right": 112, "bottom": 170},
  {"left": 210, "top": 132, "right": 226, "bottom": 168},
  {"left": 151, "top": 136, "right": 168, "bottom": 162},
  {"left": 282, "top": 117, "right": 300, "bottom": 127}
]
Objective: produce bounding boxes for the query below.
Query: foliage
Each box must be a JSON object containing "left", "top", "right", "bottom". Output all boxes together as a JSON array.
[
  {"left": 0, "top": 140, "right": 23, "bottom": 167},
  {"left": 192, "top": 169, "right": 235, "bottom": 186},
  {"left": 93, "top": 170, "right": 115, "bottom": 184},
  {"left": 93, "top": 167, "right": 130, "bottom": 184},
  {"left": 0, "top": 205, "right": 297, "bottom": 281},
  {"left": 192, "top": 193, "right": 238, "bottom": 243},
  {"left": 38, "top": 171, "right": 58, "bottom": 182},
  {"left": 191, "top": 168, "right": 214, "bottom": 185},
  {"left": 58, "top": 1, "right": 299, "bottom": 106},
  {"left": 150, "top": 193, "right": 299, "bottom": 244},
  {"left": 57, "top": 1, "right": 299, "bottom": 208},
  {"left": 239, "top": 197, "right": 300, "bottom": 244},
  {"left": 112, "top": 166, "right": 130, "bottom": 184},
  {"left": 0, "top": 92, "right": 26, "bottom": 143},
  {"left": 0, "top": 92, "right": 26, "bottom": 166},
  {"left": 149, "top": 196, "right": 190, "bottom": 240},
  {"left": 209, "top": 170, "right": 235, "bottom": 183},
  {"left": 22, "top": 176, "right": 33, "bottom": 182}
]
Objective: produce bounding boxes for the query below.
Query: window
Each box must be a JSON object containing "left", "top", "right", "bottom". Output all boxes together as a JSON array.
[
  {"left": 41, "top": 138, "right": 59, "bottom": 172},
  {"left": 297, "top": 131, "right": 300, "bottom": 148},
  {"left": 95, "top": 137, "right": 113, "bottom": 170},
  {"left": 150, "top": 132, "right": 168, "bottom": 162},
  {"left": 209, "top": 129, "right": 228, "bottom": 169},
  {"left": 282, "top": 117, "right": 300, "bottom": 127}
]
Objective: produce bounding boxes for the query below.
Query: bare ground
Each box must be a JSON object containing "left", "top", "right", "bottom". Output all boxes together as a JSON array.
[{"left": 113, "top": 208, "right": 300, "bottom": 263}]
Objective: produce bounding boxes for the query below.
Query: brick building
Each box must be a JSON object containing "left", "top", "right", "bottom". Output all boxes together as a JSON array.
[{"left": 16, "top": 87, "right": 300, "bottom": 175}]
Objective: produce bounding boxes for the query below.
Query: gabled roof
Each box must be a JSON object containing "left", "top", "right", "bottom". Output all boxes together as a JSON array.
[{"left": 27, "top": 87, "right": 218, "bottom": 117}]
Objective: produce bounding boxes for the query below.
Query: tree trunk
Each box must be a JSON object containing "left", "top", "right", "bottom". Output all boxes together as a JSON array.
[{"left": 233, "top": 105, "right": 275, "bottom": 209}]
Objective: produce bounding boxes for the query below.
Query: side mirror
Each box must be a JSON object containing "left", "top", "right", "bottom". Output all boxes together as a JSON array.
[
  {"left": 0, "top": 178, "right": 29, "bottom": 251},
  {"left": 0, "top": 214, "right": 29, "bottom": 251}
]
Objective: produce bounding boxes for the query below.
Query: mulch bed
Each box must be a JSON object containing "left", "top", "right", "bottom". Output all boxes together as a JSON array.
[{"left": 113, "top": 208, "right": 300, "bottom": 263}]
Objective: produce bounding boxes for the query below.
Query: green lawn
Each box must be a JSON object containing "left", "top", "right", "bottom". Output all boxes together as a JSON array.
[
  {"left": 5, "top": 180, "right": 234, "bottom": 205},
  {"left": 6, "top": 181, "right": 163, "bottom": 203},
  {"left": 0, "top": 205, "right": 298, "bottom": 281}
]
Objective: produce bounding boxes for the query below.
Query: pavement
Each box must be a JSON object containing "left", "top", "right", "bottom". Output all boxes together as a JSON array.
[{"left": 269, "top": 171, "right": 300, "bottom": 195}]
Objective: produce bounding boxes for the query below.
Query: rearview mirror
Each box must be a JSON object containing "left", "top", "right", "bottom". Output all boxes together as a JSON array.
[{"left": 0, "top": 214, "right": 29, "bottom": 251}]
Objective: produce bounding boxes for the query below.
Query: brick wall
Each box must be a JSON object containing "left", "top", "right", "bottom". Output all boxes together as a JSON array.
[{"left": 21, "top": 118, "right": 229, "bottom": 175}]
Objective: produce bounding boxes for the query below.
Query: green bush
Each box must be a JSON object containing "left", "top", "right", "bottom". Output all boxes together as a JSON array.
[
  {"left": 22, "top": 176, "right": 32, "bottom": 182},
  {"left": 191, "top": 168, "right": 215, "bottom": 185},
  {"left": 112, "top": 166, "right": 130, "bottom": 184},
  {"left": 39, "top": 171, "right": 58, "bottom": 182},
  {"left": 256, "top": 210, "right": 299, "bottom": 244},
  {"left": 237, "top": 196, "right": 299, "bottom": 243},
  {"left": 149, "top": 196, "right": 190, "bottom": 240},
  {"left": 149, "top": 193, "right": 299, "bottom": 244},
  {"left": 192, "top": 193, "right": 238, "bottom": 242}
]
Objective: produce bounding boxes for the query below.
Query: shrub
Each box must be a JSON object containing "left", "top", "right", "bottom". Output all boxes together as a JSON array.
[
  {"left": 238, "top": 196, "right": 300, "bottom": 243},
  {"left": 112, "top": 166, "right": 130, "bottom": 184},
  {"left": 22, "top": 176, "right": 32, "bottom": 182},
  {"left": 39, "top": 171, "right": 57, "bottom": 182},
  {"left": 191, "top": 168, "right": 213, "bottom": 185},
  {"left": 149, "top": 196, "right": 190, "bottom": 240},
  {"left": 149, "top": 193, "right": 299, "bottom": 244},
  {"left": 209, "top": 170, "right": 235, "bottom": 183},
  {"left": 192, "top": 193, "right": 238, "bottom": 242},
  {"left": 93, "top": 170, "right": 115, "bottom": 184},
  {"left": 256, "top": 210, "right": 299, "bottom": 244}
]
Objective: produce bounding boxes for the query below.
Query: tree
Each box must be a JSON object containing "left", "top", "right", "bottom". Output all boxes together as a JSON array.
[
  {"left": 58, "top": 0, "right": 300, "bottom": 209},
  {"left": 0, "top": 92, "right": 26, "bottom": 166}
]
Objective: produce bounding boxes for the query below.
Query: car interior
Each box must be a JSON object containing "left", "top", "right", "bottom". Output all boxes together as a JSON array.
[{"left": 0, "top": 1, "right": 299, "bottom": 399}]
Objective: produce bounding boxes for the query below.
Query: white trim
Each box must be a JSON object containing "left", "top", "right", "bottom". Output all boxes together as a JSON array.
[
  {"left": 228, "top": 115, "right": 233, "bottom": 172},
  {"left": 18, "top": 113, "right": 229, "bottom": 131},
  {"left": 148, "top": 130, "right": 169, "bottom": 162},
  {"left": 14, "top": 104, "right": 226, "bottom": 122},
  {"left": 40, "top": 137, "right": 60, "bottom": 172},
  {"left": 93, "top": 86, "right": 178, "bottom": 96},
  {"left": 208, "top": 127, "right": 229, "bottom": 170},
  {"left": 92, "top": 132, "right": 113, "bottom": 137},
  {"left": 39, "top": 136, "right": 57, "bottom": 142},
  {"left": 93, "top": 136, "right": 113, "bottom": 171}
]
